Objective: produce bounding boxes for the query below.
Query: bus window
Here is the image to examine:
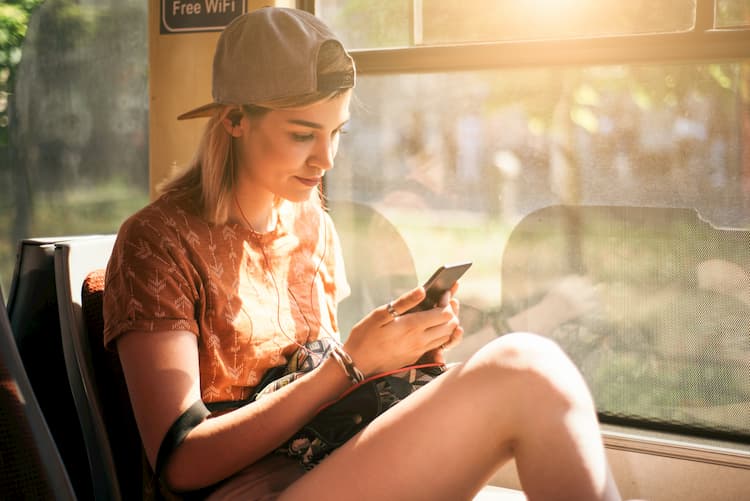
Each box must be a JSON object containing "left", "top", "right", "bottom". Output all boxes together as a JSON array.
[
  {"left": 318, "top": 0, "right": 696, "bottom": 49},
  {"left": 318, "top": 1, "right": 750, "bottom": 446},
  {"left": 717, "top": 0, "right": 750, "bottom": 28},
  {"left": 0, "top": 1, "right": 149, "bottom": 294}
]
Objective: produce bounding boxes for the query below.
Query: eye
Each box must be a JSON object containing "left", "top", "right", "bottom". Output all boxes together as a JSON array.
[{"left": 291, "top": 132, "right": 315, "bottom": 142}]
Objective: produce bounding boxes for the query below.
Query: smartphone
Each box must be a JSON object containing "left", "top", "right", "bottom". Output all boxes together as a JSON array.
[{"left": 405, "top": 261, "right": 473, "bottom": 314}]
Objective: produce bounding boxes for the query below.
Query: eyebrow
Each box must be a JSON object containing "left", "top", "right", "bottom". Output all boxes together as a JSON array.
[
  {"left": 288, "top": 119, "right": 322, "bottom": 129},
  {"left": 287, "top": 118, "right": 350, "bottom": 130}
]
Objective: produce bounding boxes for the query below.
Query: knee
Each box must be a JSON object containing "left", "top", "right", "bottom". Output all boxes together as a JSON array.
[
  {"left": 468, "top": 332, "right": 593, "bottom": 408},
  {"left": 473, "top": 332, "right": 569, "bottom": 373}
]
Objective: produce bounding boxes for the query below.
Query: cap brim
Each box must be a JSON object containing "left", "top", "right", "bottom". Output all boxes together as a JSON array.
[{"left": 177, "top": 102, "right": 223, "bottom": 120}]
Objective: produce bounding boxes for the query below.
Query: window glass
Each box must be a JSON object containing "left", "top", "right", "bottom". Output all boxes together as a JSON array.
[
  {"left": 316, "top": 0, "right": 412, "bottom": 49},
  {"left": 420, "top": 0, "right": 696, "bottom": 43},
  {"left": 317, "top": 0, "right": 696, "bottom": 49},
  {"left": 327, "top": 62, "right": 750, "bottom": 440},
  {"left": 716, "top": 0, "right": 750, "bottom": 28},
  {"left": 0, "top": 0, "right": 149, "bottom": 294}
]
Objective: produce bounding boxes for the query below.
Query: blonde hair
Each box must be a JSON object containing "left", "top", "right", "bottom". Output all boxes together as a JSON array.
[{"left": 159, "top": 41, "right": 353, "bottom": 224}]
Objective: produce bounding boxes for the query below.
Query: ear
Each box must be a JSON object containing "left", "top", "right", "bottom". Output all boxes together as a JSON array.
[{"left": 221, "top": 108, "right": 244, "bottom": 137}]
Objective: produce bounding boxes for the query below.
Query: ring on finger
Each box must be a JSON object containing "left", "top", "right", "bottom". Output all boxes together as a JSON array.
[{"left": 386, "top": 301, "right": 399, "bottom": 319}]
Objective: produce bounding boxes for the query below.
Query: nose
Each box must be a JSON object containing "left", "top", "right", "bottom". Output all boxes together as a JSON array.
[{"left": 308, "top": 135, "right": 336, "bottom": 171}]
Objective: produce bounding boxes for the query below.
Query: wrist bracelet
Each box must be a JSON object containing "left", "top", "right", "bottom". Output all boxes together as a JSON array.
[{"left": 330, "top": 344, "right": 365, "bottom": 385}]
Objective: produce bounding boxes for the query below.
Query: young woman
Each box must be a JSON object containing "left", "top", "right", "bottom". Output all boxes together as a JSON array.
[{"left": 103, "top": 7, "right": 621, "bottom": 500}]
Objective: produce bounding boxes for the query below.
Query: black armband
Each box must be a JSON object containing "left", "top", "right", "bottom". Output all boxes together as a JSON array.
[{"left": 154, "top": 399, "right": 210, "bottom": 480}]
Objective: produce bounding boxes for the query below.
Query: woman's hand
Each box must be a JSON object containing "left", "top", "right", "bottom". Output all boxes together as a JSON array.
[{"left": 343, "top": 284, "right": 463, "bottom": 375}]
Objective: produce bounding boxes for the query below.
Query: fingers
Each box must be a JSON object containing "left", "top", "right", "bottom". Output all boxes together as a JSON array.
[
  {"left": 381, "top": 295, "right": 461, "bottom": 344},
  {"left": 385, "top": 301, "right": 399, "bottom": 320},
  {"left": 385, "top": 281, "right": 461, "bottom": 321},
  {"left": 444, "top": 323, "right": 463, "bottom": 350},
  {"left": 383, "top": 292, "right": 461, "bottom": 334},
  {"left": 375, "top": 288, "right": 463, "bottom": 367},
  {"left": 435, "top": 281, "right": 461, "bottom": 307},
  {"left": 450, "top": 296, "right": 460, "bottom": 317},
  {"left": 427, "top": 324, "right": 463, "bottom": 351},
  {"left": 420, "top": 304, "right": 461, "bottom": 350},
  {"left": 422, "top": 294, "right": 460, "bottom": 329},
  {"left": 420, "top": 325, "right": 464, "bottom": 365},
  {"left": 379, "top": 286, "right": 426, "bottom": 324},
  {"left": 437, "top": 290, "right": 451, "bottom": 307}
]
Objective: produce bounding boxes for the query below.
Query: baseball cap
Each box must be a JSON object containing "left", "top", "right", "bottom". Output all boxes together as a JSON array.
[{"left": 177, "top": 7, "right": 355, "bottom": 120}]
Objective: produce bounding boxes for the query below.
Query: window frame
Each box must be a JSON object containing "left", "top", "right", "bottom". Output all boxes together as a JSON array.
[{"left": 303, "top": 0, "right": 750, "bottom": 73}]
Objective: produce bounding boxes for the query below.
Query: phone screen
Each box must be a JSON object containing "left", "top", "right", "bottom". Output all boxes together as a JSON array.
[{"left": 406, "top": 261, "right": 472, "bottom": 313}]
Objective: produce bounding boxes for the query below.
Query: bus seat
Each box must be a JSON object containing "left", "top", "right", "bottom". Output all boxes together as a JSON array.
[
  {"left": 500, "top": 205, "right": 750, "bottom": 442},
  {"left": 1, "top": 283, "right": 77, "bottom": 500},
  {"left": 328, "top": 199, "right": 418, "bottom": 337},
  {"left": 5, "top": 237, "right": 96, "bottom": 499},
  {"left": 81, "top": 267, "right": 146, "bottom": 501},
  {"left": 330, "top": 201, "right": 528, "bottom": 500},
  {"left": 54, "top": 235, "right": 137, "bottom": 501}
]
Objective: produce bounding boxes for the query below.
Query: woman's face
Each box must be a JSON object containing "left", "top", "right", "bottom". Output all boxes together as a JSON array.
[{"left": 234, "top": 90, "right": 352, "bottom": 204}]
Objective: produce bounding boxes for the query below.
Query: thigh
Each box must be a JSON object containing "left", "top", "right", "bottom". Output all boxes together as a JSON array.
[
  {"left": 281, "top": 334, "right": 616, "bottom": 501},
  {"left": 279, "top": 356, "right": 517, "bottom": 501},
  {"left": 206, "top": 454, "right": 307, "bottom": 501}
]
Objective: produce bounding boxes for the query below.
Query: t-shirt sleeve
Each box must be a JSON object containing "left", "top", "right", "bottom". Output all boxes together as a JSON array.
[{"left": 103, "top": 211, "right": 200, "bottom": 350}]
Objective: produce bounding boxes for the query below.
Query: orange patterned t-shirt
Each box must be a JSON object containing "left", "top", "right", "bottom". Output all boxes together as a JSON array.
[{"left": 103, "top": 194, "right": 349, "bottom": 404}]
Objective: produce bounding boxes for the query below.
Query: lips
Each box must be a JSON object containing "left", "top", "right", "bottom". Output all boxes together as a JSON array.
[{"left": 295, "top": 176, "right": 322, "bottom": 187}]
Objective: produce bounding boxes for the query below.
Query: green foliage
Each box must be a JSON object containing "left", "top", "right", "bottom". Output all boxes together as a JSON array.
[
  {"left": 0, "top": 0, "right": 149, "bottom": 294},
  {"left": 0, "top": 0, "right": 97, "bottom": 142},
  {"left": 35, "top": 0, "right": 94, "bottom": 54},
  {"left": 0, "top": 0, "right": 42, "bottom": 145}
]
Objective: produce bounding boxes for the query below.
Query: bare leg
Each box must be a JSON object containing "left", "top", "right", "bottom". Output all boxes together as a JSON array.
[{"left": 280, "top": 333, "right": 621, "bottom": 501}]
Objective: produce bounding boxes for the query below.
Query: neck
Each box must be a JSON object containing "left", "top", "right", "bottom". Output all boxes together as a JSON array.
[{"left": 233, "top": 194, "right": 278, "bottom": 234}]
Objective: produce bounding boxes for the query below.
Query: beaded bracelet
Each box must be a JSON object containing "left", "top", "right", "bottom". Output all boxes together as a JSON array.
[{"left": 330, "top": 344, "right": 365, "bottom": 385}]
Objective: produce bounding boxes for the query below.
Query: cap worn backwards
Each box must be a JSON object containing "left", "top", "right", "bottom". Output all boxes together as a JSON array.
[{"left": 178, "top": 7, "right": 355, "bottom": 120}]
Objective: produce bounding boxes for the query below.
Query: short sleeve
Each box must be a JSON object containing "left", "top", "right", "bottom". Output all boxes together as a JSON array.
[{"left": 103, "top": 209, "right": 200, "bottom": 349}]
